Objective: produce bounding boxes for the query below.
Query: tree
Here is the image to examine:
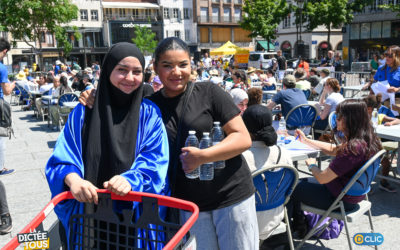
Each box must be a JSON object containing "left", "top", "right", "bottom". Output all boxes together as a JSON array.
[
  {"left": 131, "top": 26, "right": 158, "bottom": 56},
  {"left": 300, "top": 0, "right": 374, "bottom": 48},
  {"left": 241, "top": 0, "right": 291, "bottom": 51},
  {"left": 381, "top": 3, "right": 400, "bottom": 16},
  {"left": 0, "top": 0, "right": 80, "bottom": 68}
]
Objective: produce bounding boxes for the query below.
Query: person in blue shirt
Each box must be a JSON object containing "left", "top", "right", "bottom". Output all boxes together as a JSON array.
[
  {"left": 0, "top": 38, "right": 15, "bottom": 235},
  {"left": 266, "top": 74, "right": 308, "bottom": 117},
  {"left": 45, "top": 43, "right": 170, "bottom": 248},
  {"left": 374, "top": 45, "right": 400, "bottom": 93}
]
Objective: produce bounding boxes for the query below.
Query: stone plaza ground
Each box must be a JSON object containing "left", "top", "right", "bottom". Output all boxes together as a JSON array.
[{"left": 0, "top": 96, "right": 399, "bottom": 249}]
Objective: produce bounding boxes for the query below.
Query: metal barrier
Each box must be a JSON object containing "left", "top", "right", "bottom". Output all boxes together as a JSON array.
[{"left": 342, "top": 72, "right": 371, "bottom": 86}]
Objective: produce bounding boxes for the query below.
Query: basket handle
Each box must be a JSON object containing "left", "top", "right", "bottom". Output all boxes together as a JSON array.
[{"left": 3, "top": 190, "right": 199, "bottom": 250}]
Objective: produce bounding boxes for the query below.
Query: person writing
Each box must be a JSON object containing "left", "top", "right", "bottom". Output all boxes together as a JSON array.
[
  {"left": 289, "top": 99, "right": 382, "bottom": 236},
  {"left": 46, "top": 43, "right": 169, "bottom": 248}
]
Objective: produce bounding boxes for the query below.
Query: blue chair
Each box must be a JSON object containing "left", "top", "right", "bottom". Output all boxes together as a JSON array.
[
  {"left": 285, "top": 104, "right": 318, "bottom": 137},
  {"left": 252, "top": 164, "right": 298, "bottom": 250},
  {"left": 297, "top": 149, "right": 386, "bottom": 250},
  {"left": 56, "top": 93, "right": 79, "bottom": 130},
  {"left": 302, "top": 89, "right": 311, "bottom": 100}
]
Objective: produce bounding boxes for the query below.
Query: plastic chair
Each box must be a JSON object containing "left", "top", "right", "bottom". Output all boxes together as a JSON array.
[
  {"left": 252, "top": 164, "right": 299, "bottom": 250},
  {"left": 56, "top": 93, "right": 79, "bottom": 130},
  {"left": 285, "top": 104, "right": 318, "bottom": 137},
  {"left": 297, "top": 149, "right": 386, "bottom": 250},
  {"left": 10, "top": 86, "right": 21, "bottom": 106},
  {"left": 302, "top": 89, "right": 311, "bottom": 100}
]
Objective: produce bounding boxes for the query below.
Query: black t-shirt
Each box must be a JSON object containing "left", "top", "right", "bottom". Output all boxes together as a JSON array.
[
  {"left": 149, "top": 82, "right": 255, "bottom": 211},
  {"left": 277, "top": 56, "right": 286, "bottom": 70}
]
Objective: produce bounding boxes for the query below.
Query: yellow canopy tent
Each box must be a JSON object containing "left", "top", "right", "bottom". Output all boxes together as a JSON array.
[{"left": 210, "top": 41, "right": 250, "bottom": 56}]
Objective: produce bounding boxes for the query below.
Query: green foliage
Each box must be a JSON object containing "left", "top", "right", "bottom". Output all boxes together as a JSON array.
[
  {"left": 299, "top": 0, "right": 374, "bottom": 45},
  {"left": 131, "top": 26, "right": 158, "bottom": 56},
  {"left": 0, "top": 0, "right": 79, "bottom": 57},
  {"left": 241, "top": 0, "right": 291, "bottom": 50},
  {"left": 381, "top": 3, "right": 400, "bottom": 16}
]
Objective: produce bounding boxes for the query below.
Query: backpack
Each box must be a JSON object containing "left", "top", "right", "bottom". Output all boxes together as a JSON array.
[
  {"left": 303, "top": 211, "right": 344, "bottom": 240},
  {"left": 0, "top": 98, "right": 13, "bottom": 139}
]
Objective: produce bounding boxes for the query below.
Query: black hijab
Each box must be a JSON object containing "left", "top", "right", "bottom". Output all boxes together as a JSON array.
[
  {"left": 82, "top": 42, "right": 145, "bottom": 188},
  {"left": 242, "top": 105, "right": 277, "bottom": 146}
]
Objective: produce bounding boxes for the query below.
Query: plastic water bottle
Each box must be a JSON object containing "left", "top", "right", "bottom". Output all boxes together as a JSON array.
[
  {"left": 199, "top": 132, "right": 214, "bottom": 181},
  {"left": 277, "top": 117, "right": 286, "bottom": 146},
  {"left": 371, "top": 108, "right": 378, "bottom": 129},
  {"left": 211, "top": 122, "right": 225, "bottom": 169},
  {"left": 184, "top": 131, "right": 200, "bottom": 179}
]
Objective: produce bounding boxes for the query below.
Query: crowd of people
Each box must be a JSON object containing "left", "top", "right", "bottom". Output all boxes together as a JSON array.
[{"left": 1, "top": 35, "right": 400, "bottom": 249}]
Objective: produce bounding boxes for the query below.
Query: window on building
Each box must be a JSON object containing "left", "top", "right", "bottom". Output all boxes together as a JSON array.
[
  {"left": 119, "top": 9, "right": 126, "bottom": 17},
  {"left": 184, "top": 8, "right": 191, "bottom": 19},
  {"left": 145, "top": 9, "right": 151, "bottom": 18},
  {"left": 391, "top": 21, "right": 400, "bottom": 38},
  {"left": 200, "top": 7, "right": 208, "bottom": 22},
  {"left": 164, "top": 8, "right": 169, "bottom": 19},
  {"left": 46, "top": 32, "right": 54, "bottom": 45},
  {"left": 283, "top": 14, "right": 291, "bottom": 28},
  {"left": 371, "top": 22, "right": 382, "bottom": 38},
  {"left": 173, "top": 8, "right": 179, "bottom": 19},
  {"left": 132, "top": 9, "right": 139, "bottom": 18},
  {"left": 360, "top": 23, "right": 370, "bottom": 39},
  {"left": 80, "top": 9, "right": 88, "bottom": 21},
  {"left": 166, "top": 30, "right": 169, "bottom": 37},
  {"left": 212, "top": 7, "right": 219, "bottom": 22},
  {"left": 174, "top": 30, "right": 180, "bottom": 38},
  {"left": 382, "top": 21, "right": 391, "bottom": 38},
  {"left": 91, "top": 10, "right": 98, "bottom": 21},
  {"left": 223, "top": 8, "right": 231, "bottom": 22},
  {"left": 350, "top": 23, "right": 360, "bottom": 40},
  {"left": 40, "top": 32, "right": 46, "bottom": 43},
  {"left": 234, "top": 8, "right": 241, "bottom": 22},
  {"left": 185, "top": 29, "right": 190, "bottom": 41}
]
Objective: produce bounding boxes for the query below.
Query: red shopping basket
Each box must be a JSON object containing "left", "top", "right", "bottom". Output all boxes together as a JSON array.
[{"left": 3, "top": 189, "right": 199, "bottom": 250}]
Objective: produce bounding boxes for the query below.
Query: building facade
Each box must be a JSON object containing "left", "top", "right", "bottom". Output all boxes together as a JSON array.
[
  {"left": 342, "top": 0, "right": 400, "bottom": 69},
  {"left": 275, "top": 7, "right": 342, "bottom": 60},
  {"left": 195, "top": 0, "right": 252, "bottom": 55}
]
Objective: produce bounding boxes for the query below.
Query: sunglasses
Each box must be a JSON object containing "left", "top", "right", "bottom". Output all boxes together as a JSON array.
[{"left": 384, "top": 53, "right": 393, "bottom": 58}]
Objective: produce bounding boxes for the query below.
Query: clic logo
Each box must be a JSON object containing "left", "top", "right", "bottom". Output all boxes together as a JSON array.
[{"left": 353, "top": 233, "right": 384, "bottom": 246}]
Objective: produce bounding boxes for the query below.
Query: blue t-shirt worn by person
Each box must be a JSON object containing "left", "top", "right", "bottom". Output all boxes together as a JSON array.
[
  {"left": 0, "top": 62, "right": 9, "bottom": 99},
  {"left": 374, "top": 65, "right": 400, "bottom": 88},
  {"left": 272, "top": 88, "right": 308, "bottom": 117}
]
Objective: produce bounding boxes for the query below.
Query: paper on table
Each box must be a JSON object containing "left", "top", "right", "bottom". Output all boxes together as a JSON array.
[
  {"left": 285, "top": 140, "right": 315, "bottom": 151},
  {"left": 371, "top": 81, "right": 390, "bottom": 101}
]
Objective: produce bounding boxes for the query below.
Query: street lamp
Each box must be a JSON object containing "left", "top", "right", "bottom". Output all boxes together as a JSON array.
[
  {"left": 297, "top": 0, "right": 305, "bottom": 57},
  {"left": 82, "top": 24, "right": 87, "bottom": 69}
]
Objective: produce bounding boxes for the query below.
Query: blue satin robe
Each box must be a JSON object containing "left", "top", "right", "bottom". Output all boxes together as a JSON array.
[{"left": 45, "top": 99, "right": 169, "bottom": 248}]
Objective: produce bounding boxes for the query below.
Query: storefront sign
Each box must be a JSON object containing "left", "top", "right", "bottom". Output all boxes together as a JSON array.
[{"left": 122, "top": 23, "right": 151, "bottom": 28}]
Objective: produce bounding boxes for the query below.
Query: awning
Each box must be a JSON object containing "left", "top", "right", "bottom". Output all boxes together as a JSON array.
[
  {"left": 102, "top": 2, "right": 159, "bottom": 9},
  {"left": 257, "top": 41, "right": 275, "bottom": 51}
]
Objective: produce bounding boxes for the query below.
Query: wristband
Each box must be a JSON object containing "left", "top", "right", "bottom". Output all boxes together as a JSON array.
[{"left": 308, "top": 164, "right": 317, "bottom": 171}]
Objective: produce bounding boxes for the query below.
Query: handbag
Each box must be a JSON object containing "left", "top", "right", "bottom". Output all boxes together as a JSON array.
[{"left": 0, "top": 98, "right": 13, "bottom": 139}]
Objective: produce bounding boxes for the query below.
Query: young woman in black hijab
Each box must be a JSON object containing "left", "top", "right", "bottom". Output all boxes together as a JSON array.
[{"left": 46, "top": 43, "right": 170, "bottom": 247}]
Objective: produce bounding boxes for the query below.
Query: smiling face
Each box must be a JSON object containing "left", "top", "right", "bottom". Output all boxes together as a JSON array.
[
  {"left": 154, "top": 49, "right": 191, "bottom": 97},
  {"left": 109, "top": 57, "right": 143, "bottom": 94}
]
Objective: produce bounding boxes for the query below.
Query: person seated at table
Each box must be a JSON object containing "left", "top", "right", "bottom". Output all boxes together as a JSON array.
[
  {"left": 363, "top": 94, "right": 400, "bottom": 193},
  {"left": 242, "top": 104, "right": 294, "bottom": 240},
  {"left": 308, "top": 68, "right": 320, "bottom": 88},
  {"left": 247, "top": 67, "right": 258, "bottom": 82},
  {"left": 266, "top": 75, "right": 307, "bottom": 118},
  {"left": 34, "top": 75, "right": 55, "bottom": 115},
  {"left": 247, "top": 87, "right": 263, "bottom": 107},
  {"left": 294, "top": 68, "right": 311, "bottom": 90},
  {"left": 312, "top": 68, "right": 330, "bottom": 97},
  {"left": 290, "top": 99, "right": 382, "bottom": 237},
  {"left": 232, "top": 70, "right": 249, "bottom": 91},
  {"left": 297, "top": 57, "right": 309, "bottom": 76},
  {"left": 261, "top": 69, "right": 277, "bottom": 91},
  {"left": 313, "top": 78, "right": 344, "bottom": 137},
  {"left": 230, "top": 88, "right": 248, "bottom": 115},
  {"left": 49, "top": 76, "right": 74, "bottom": 130},
  {"left": 362, "top": 70, "right": 377, "bottom": 93}
]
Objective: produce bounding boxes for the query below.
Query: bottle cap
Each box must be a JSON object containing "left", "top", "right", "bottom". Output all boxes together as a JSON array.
[
  {"left": 203, "top": 132, "right": 210, "bottom": 136},
  {"left": 213, "top": 121, "right": 220, "bottom": 125},
  {"left": 188, "top": 130, "right": 196, "bottom": 135}
]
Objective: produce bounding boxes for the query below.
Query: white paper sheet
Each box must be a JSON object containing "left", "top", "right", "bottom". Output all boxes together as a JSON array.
[{"left": 371, "top": 81, "right": 399, "bottom": 116}]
